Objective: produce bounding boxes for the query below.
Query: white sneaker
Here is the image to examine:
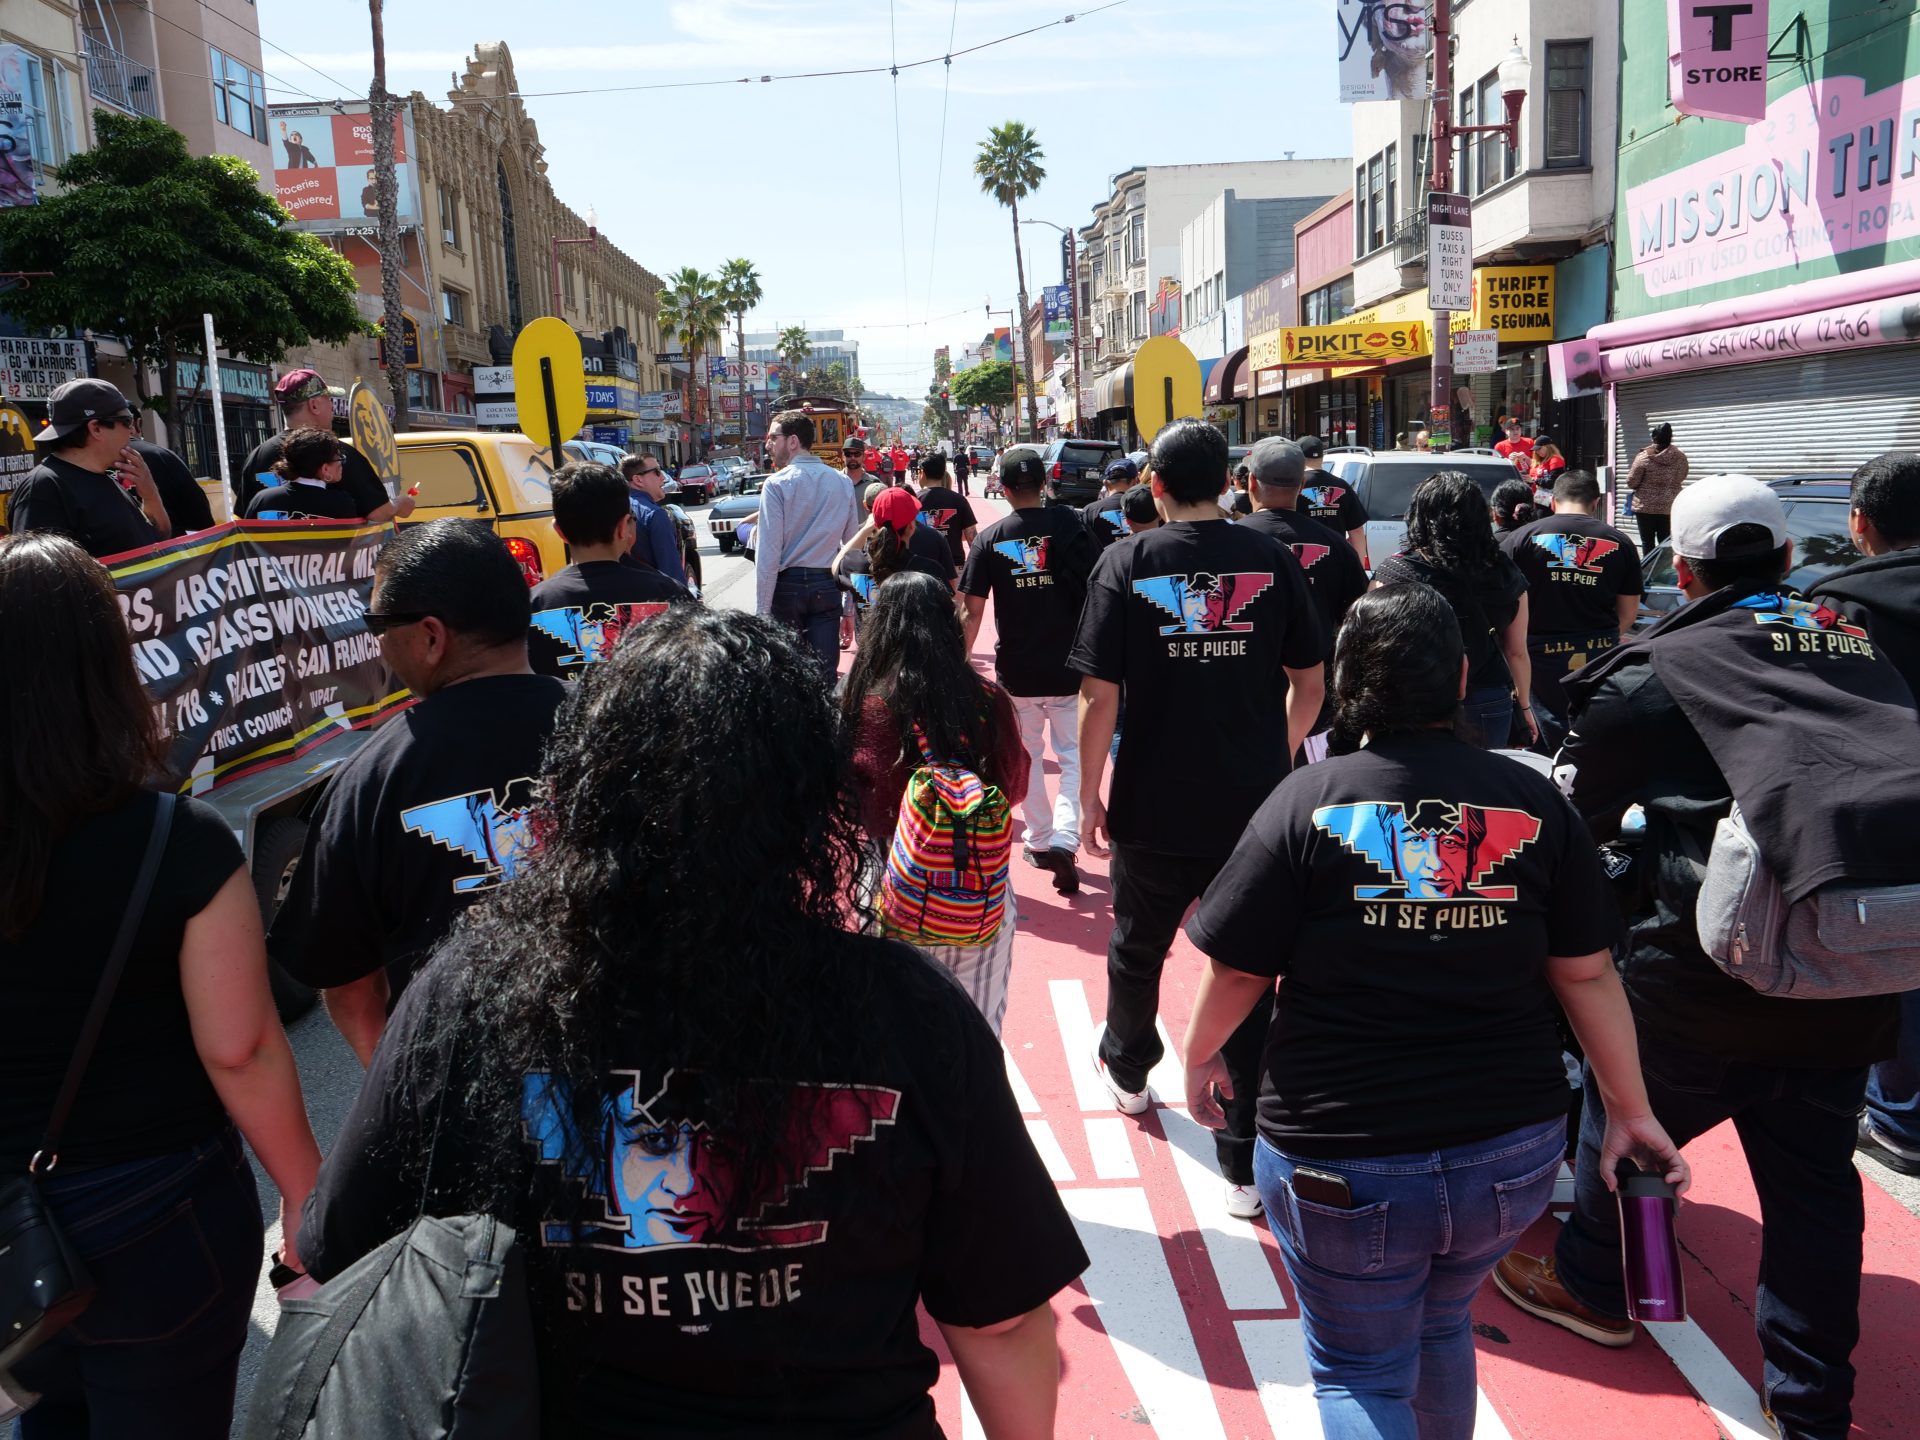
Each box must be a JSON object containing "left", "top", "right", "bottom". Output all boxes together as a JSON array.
[
  {"left": 1092, "top": 1044, "right": 1149, "bottom": 1115},
  {"left": 1225, "top": 1183, "right": 1265, "bottom": 1220}
]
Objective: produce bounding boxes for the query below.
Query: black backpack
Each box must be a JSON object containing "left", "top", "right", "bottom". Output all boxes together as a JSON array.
[{"left": 243, "top": 1212, "right": 538, "bottom": 1439}]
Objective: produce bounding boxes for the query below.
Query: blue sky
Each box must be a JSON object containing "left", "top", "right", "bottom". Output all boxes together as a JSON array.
[{"left": 255, "top": 0, "right": 1350, "bottom": 398}]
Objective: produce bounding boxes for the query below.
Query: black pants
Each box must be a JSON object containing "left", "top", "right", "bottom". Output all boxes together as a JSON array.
[
  {"left": 1636, "top": 512, "right": 1672, "bottom": 551},
  {"left": 1099, "top": 843, "right": 1271, "bottom": 1184}
]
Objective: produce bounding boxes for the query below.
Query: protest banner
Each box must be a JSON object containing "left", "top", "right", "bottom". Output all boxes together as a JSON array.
[{"left": 108, "top": 519, "right": 410, "bottom": 792}]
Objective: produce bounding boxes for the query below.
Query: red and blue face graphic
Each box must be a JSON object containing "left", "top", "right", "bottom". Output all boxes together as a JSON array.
[
  {"left": 1301, "top": 484, "right": 1347, "bottom": 512},
  {"left": 1290, "top": 543, "right": 1331, "bottom": 572},
  {"left": 400, "top": 776, "right": 542, "bottom": 894},
  {"left": 1314, "top": 800, "right": 1542, "bottom": 901},
  {"left": 920, "top": 507, "right": 961, "bottom": 530},
  {"left": 1529, "top": 533, "right": 1620, "bottom": 573},
  {"left": 994, "top": 536, "right": 1051, "bottom": 575},
  {"left": 521, "top": 1070, "right": 902, "bottom": 1253},
  {"left": 1732, "top": 593, "right": 1868, "bottom": 637},
  {"left": 1134, "top": 572, "right": 1274, "bottom": 635},
  {"left": 531, "top": 601, "right": 671, "bottom": 670}
]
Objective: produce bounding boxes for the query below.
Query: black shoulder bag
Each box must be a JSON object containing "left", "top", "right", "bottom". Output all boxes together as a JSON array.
[{"left": 0, "top": 791, "right": 175, "bottom": 1375}]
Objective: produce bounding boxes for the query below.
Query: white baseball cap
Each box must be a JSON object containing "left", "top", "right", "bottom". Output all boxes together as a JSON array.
[{"left": 1670, "top": 474, "right": 1789, "bottom": 559}]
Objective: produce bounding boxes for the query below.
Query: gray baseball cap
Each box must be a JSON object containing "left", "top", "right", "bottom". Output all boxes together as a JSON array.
[
  {"left": 1247, "top": 437, "right": 1306, "bottom": 487},
  {"left": 34, "top": 378, "right": 136, "bottom": 442}
]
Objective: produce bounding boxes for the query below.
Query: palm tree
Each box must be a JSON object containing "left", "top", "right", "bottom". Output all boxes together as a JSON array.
[
  {"left": 716, "top": 258, "right": 763, "bottom": 451},
  {"left": 974, "top": 121, "right": 1045, "bottom": 444},
  {"left": 658, "top": 268, "right": 725, "bottom": 444},
  {"left": 776, "top": 324, "right": 813, "bottom": 396}
]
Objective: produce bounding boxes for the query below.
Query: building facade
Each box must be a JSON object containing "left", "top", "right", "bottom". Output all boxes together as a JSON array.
[{"left": 742, "top": 329, "right": 861, "bottom": 385}]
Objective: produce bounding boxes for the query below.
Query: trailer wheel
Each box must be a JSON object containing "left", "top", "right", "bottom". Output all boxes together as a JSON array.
[{"left": 252, "top": 817, "right": 319, "bottom": 1024}]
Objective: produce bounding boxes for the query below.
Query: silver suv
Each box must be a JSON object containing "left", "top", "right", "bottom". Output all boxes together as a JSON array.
[{"left": 1319, "top": 447, "right": 1523, "bottom": 563}]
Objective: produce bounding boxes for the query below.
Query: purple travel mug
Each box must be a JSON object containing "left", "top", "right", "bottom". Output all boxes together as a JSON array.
[{"left": 1617, "top": 1171, "right": 1686, "bottom": 1322}]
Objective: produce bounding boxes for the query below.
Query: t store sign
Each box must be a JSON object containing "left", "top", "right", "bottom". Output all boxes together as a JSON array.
[{"left": 1668, "top": 0, "right": 1770, "bottom": 124}]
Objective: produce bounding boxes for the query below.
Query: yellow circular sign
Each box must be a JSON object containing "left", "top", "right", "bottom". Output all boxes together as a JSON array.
[
  {"left": 511, "top": 317, "right": 588, "bottom": 460},
  {"left": 348, "top": 382, "right": 399, "bottom": 485},
  {"left": 1130, "top": 336, "right": 1204, "bottom": 442},
  {"left": 0, "top": 403, "right": 34, "bottom": 528}
]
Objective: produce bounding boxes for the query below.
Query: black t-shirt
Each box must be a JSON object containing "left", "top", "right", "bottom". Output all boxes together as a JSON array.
[
  {"left": 1297, "top": 474, "right": 1368, "bottom": 534},
  {"left": 1372, "top": 550, "right": 1528, "bottom": 691},
  {"left": 0, "top": 793, "right": 241, "bottom": 1171},
  {"left": 905, "top": 522, "right": 957, "bottom": 586},
  {"left": 1083, "top": 493, "right": 1132, "bottom": 553},
  {"left": 1502, "top": 513, "right": 1642, "bottom": 635},
  {"left": 1191, "top": 734, "right": 1618, "bottom": 1158},
  {"left": 130, "top": 439, "right": 214, "bottom": 533},
  {"left": 299, "top": 934, "right": 1089, "bottom": 1438},
  {"left": 1069, "top": 520, "right": 1327, "bottom": 857},
  {"left": 235, "top": 432, "right": 389, "bottom": 517},
  {"left": 245, "top": 478, "right": 367, "bottom": 521},
  {"left": 1238, "top": 508, "right": 1367, "bottom": 643},
  {"left": 837, "top": 539, "right": 950, "bottom": 619},
  {"left": 268, "top": 673, "right": 568, "bottom": 996},
  {"left": 1227, "top": 489, "right": 1252, "bottom": 517},
  {"left": 913, "top": 486, "right": 976, "bottom": 568},
  {"left": 7, "top": 455, "right": 162, "bottom": 558},
  {"left": 960, "top": 503, "right": 1097, "bottom": 698},
  {"left": 528, "top": 560, "right": 690, "bottom": 679}
]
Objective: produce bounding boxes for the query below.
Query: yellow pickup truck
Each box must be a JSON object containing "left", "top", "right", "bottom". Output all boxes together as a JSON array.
[{"left": 394, "top": 431, "right": 567, "bottom": 585}]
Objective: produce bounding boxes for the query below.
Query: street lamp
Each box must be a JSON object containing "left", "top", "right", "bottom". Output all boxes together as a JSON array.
[
  {"left": 1020, "top": 218, "right": 1084, "bottom": 438},
  {"left": 550, "top": 203, "right": 600, "bottom": 321},
  {"left": 1427, "top": 17, "right": 1531, "bottom": 452}
]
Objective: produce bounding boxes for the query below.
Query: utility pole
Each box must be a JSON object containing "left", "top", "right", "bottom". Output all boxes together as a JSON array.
[{"left": 369, "top": 0, "right": 408, "bottom": 432}]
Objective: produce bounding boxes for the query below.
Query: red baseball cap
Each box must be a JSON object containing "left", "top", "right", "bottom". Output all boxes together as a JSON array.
[
  {"left": 870, "top": 487, "right": 920, "bottom": 534},
  {"left": 273, "top": 368, "right": 330, "bottom": 405}
]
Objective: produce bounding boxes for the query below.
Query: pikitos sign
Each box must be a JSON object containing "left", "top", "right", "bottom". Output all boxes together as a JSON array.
[
  {"left": 1668, "top": 0, "right": 1769, "bottom": 124},
  {"left": 1628, "top": 74, "right": 1920, "bottom": 297},
  {"left": 1278, "top": 322, "right": 1428, "bottom": 364}
]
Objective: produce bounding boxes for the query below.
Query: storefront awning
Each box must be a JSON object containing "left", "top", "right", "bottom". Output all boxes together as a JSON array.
[
  {"left": 1206, "top": 347, "right": 1250, "bottom": 404},
  {"left": 1093, "top": 362, "right": 1132, "bottom": 414}
]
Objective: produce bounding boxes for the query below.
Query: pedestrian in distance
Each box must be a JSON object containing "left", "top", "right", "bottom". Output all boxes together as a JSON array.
[
  {"left": 1373, "top": 473, "right": 1538, "bottom": 748},
  {"left": 1490, "top": 477, "right": 1539, "bottom": 539},
  {"left": 1084, "top": 458, "right": 1138, "bottom": 553},
  {"left": 617, "top": 454, "right": 689, "bottom": 588},
  {"left": 244, "top": 427, "right": 367, "bottom": 521},
  {"left": 961, "top": 448, "right": 1098, "bottom": 897},
  {"left": 529, "top": 462, "right": 691, "bottom": 681},
  {"left": 268, "top": 519, "right": 568, "bottom": 1065},
  {"left": 294, "top": 606, "right": 1089, "bottom": 1436},
  {"left": 844, "top": 571, "right": 1031, "bottom": 1033},
  {"left": 1807, "top": 452, "right": 1920, "bottom": 1179},
  {"left": 1182, "top": 581, "right": 1685, "bottom": 1440},
  {"left": 755, "top": 409, "right": 864, "bottom": 669},
  {"left": 953, "top": 445, "right": 972, "bottom": 495},
  {"left": 1626, "top": 422, "right": 1689, "bottom": 552},
  {"left": 8, "top": 379, "right": 170, "bottom": 558},
  {"left": 1496, "top": 476, "right": 1920, "bottom": 1440},
  {"left": 1072, "top": 419, "right": 1326, "bottom": 1219},
  {"left": 1494, "top": 416, "right": 1535, "bottom": 464},
  {"left": 233, "top": 369, "right": 411, "bottom": 524},
  {"left": 0, "top": 533, "right": 322, "bottom": 1434},
  {"left": 1121, "top": 482, "right": 1160, "bottom": 535},
  {"left": 1294, "top": 435, "right": 1370, "bottom": 567},
  {"left": 913, "top": 452, "right": 978, "bottom": 569}
]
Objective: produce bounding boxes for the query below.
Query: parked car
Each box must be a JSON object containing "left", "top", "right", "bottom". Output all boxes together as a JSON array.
[
  {"left": 676, "top": 463, "right": 724, "bottom": 503},
  {"left": 707, "top": 472, "right": 770, "bottom": 555},
  {"left": 564, "top": 439, "right": 628, "bottom": 471},
  {"left": 968, "top": 444, "right": 996, "bottom": 472},
  {"left": 395, "top": 431, "right": 568, "bottom": 585},
  {"left": 1320, "top": 447, "right": 1522, "bottom": 566},
  {"left": 1635, "top": 474, "right": 1855, "bottom": 629},
  {"left": 1039, "top": 438, "right": 1123, "bottom": 507}
]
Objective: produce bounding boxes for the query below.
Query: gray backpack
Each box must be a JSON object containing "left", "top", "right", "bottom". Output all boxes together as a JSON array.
[{"left": 1696, "top": 803, "right": 1920, "bottom": 998}]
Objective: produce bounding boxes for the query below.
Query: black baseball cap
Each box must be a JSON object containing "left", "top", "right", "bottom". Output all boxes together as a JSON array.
[
  {"left": 34, "top": 378, "right": 136, "bottom": 442},
  {"left": 1296, "top": 435, "right": 1325, "bottom": 461},
  {"left": 1000, "top": 449, "right": 1047, "bottom": 489},
  {"left": 1104, "top": 457, "right": 1139, "bottom": 483},
  {"left": 844, "top": 435, "right": 867, "bottom": 453}
]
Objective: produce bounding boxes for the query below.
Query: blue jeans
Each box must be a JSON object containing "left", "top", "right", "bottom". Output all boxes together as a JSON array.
[
  {"left": 1461, "top": 684, "right": 1513, "bottom": 750},
  {"left": 11, "top": 1129, "right": 262, "bottom": 1440},
  {"left": 770, "top": 567, "right": 842, "bottom": 670},
  {"left": 1255, "top": 1115, "right": 1565, "bottom": 1440},
  {"left": 1866, "top": 988, "right": 1920, "bottom": 1151},
  {"left": 1554, "top": 1047, "right": 1868, "bottom": 1440}
]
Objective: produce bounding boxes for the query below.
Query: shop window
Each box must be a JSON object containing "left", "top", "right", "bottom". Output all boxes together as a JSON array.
[
  {"left": 210, "top": 47, "right": 266, "bottom": 144},
  {"left": 405, "top": 370, "right": 442, "bottom": 411},
  {"left": 1546, "top": 41, "right": 1590, "bottom": 169}
]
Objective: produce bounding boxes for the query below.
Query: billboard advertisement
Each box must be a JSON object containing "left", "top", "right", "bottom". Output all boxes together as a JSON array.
[
  {"left": 1337, "top": 0, "right": 1428, "bottom": 103},
  {"left": 0, "top": 45, "right": 39, "bottom": 207},
  {"left": 1043, "top": 286, "right": 1073, "bottom": 344},
  {"left": 267, "top": 101, "right": 420, "bottom": 233},
  {"left": 992, "top": 327, "right": 1013, "bottom": 363}
]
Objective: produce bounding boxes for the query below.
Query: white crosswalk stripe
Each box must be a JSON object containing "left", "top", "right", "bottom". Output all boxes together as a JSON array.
[
  {"left": 1083, "top": 1116, "right": 1141, "bottom": 1179},
  {"left": 1002, "top": 1044, "right": 1041, "bottom": 1114},
  {"left": 1048, "top": 978, "right": 1115, "bottom": 1112},
  {"left": 1024, "top": 1119, "right": 1077, "bottom": 1183},
  {"left": 1645, "top": 1319, "right": 1780, "bottom": 1440},
  {"left": 1158, "top": 1106, "right": 1288, "bottom": 1312}
]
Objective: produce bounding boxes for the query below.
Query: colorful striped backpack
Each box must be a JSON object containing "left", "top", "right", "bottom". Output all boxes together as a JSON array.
[{"left": 877, "top": 725, "right": 1012, "bottom": 946}]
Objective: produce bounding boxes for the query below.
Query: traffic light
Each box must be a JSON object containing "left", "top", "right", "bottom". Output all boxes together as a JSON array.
[{"left": 941, "top": 387, "right": 950, "bottom": 405}]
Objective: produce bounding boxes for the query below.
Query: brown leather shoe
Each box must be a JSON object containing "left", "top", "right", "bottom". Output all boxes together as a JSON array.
[{"left": 1493, "top": 1251, "right": 1635, "bottom": 1348}]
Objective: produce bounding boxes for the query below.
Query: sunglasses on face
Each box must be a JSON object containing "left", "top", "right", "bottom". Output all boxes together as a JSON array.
[{"left": 362, "top": 611, "right": 432, "bottom": 636}]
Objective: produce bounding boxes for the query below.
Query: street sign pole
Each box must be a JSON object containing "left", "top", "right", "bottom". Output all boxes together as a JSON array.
[
  {"left": 540, "top": 357, "right": 562, "bottom": 460},
  {"left": 1429, "top": 0, "right": 1455, "bottom": 453},
  {"left": 201, "top": 313, "right": 230, "bottom": 504}
]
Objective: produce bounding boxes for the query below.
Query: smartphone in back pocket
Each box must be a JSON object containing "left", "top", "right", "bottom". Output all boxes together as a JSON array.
[{"left": 1290, "top": 1166, "right": 1354, "bottom": 1209}]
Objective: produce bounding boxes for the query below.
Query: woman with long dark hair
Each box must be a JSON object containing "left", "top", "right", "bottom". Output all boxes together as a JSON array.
[
  {"left": 297, "top": 606, "right": 1085, "bottom": 1437},
  {"left": 1181, "top": 582, "right": 1686, "bottom": 1440},
  {"left": 1491, "top": 477, "right": 1538, "bottom": 538},
  {"left": 0, "top": 533, "right": 320, "bottom": 1436},
  {"left": 1374, "top": 472, "right": 1536, "bottom": 746},
  {"left": 844, "top": 571, "right": 1030, "bottom": 1033}
]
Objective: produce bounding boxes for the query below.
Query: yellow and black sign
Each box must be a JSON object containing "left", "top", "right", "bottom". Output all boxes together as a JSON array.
[
  {"left": 1275, "top": 322, "right": 1430, "bottom": 365},
  {"left": 348, "top": 382, "right": 399, "bottom": 485},
  {"left": 0, "top": 402, "right": 36, "bottom": 528},
  {"left": 1130, "top": 336, "right": 1203, "bottom": 438},
  {"left": 1342, "top": 265, "right": 1558, "bottom": 346},
  {"left": 512, "top": 318, "right": 588, "bottom": 460}
]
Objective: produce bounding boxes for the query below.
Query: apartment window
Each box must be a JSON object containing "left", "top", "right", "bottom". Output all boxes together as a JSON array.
[
  {"left": 1303, "top": 276, "right": 1355, "bottom": 327},
  {"left": 438, "top": 185, "right": 460, "bottom": 247},
  {"left": 1463, "top": 71, "right": 1518, "bottom": 195},
  {"left": 1357, "top": 143, "right": 1395, "bottom": 255},
  {"left": 442, "top": 287, "right": 468, "bottom": 327},
  {"left": 1545, "top": 41, "right": 1591, "bottom": 168},
  {"left": 1130, "top": 292, "right": 1147, "bottom": 340},
  {"left": 210, "top": 48, "right": 267, "bottom": 144},
  {"left": 562, "top": 263, "right": 575, "bottom": 304},
  {"left": 1126, "top": 212, "right": 1145, "bottom": 267}
]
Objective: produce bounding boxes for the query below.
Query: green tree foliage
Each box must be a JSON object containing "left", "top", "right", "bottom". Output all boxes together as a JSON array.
[
  {"left": 715, "top": 257, "right": 761, "bottom": 444},
  {"left": 973, "top": 120, "right": 1045, "bottom": 443},
  {"left": 0, "top": 112, "right": 365, "bottom": 422},
  {"left": 775, "top": 324, "right": 813, "bottom": 391},
  {"left": 950, "top": 359, "right": 1015, "bottom": 436},
  {"left": 658, "top": 268, "right": 726, "bottom": 424}
]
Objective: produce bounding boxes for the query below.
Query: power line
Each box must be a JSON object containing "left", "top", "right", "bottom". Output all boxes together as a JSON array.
[
  {"left": 921, "top": 0, "right": 961, "bottom": 321},
  {"left": 888, "top": 0, "right": 911, "bottom": 330},
  {"left": 506, "top": 3, "right": 1129, "bottom": 99}
]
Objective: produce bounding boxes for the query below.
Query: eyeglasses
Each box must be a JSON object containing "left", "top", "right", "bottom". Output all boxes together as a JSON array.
[
  {"left": 97, "top": 415, "right": 136, "bottom": 431},
  {"left": 362, "top": 610, "right": 432, "bottom": 636},
  {"left": 635, "top": 465, "right": 664, "bottom": 478}
]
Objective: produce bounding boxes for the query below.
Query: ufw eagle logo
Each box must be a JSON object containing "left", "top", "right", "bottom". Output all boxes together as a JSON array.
[
  {"left": 1529, "top": 533, "right": 1620, "bottom": 573},
  {"left": 993, "top": 536, "right": 1051, "bottom": 575},
  {"left": 531, "top": 601, "right": 671, "bottom": 669},
  {"left": 1731, "top": 593, "right": 1867, "bottom": 637},
  {"left": 400, "top": 777, "right": 541, "bottom": 894}
]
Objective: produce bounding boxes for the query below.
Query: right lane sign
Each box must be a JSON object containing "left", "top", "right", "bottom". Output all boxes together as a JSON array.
[{"left": 1428, "top": 192, "right": 1473, "bottom": 313}]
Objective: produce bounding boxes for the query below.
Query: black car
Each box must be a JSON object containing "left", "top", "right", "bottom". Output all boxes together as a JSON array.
[
  {"left": 1040, "top": 439, "right": 1123, "bottom": 507},
  {"left": 706, "top": 472, "right": 769, "bottom": 555},
  {"left": 1635, "top": 474, "right": 1855, "bottom": 629}
]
